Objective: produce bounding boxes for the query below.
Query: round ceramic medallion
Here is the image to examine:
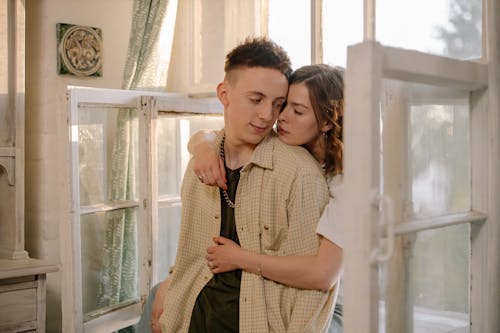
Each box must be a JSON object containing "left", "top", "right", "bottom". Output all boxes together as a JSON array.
[{"left": 59, "top": 25, "right": 102, "bottom": 76}]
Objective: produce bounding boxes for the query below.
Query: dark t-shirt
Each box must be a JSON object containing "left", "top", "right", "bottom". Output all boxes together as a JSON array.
[{"left": 188, "top": 166, "right": 242, "bottom": 333}]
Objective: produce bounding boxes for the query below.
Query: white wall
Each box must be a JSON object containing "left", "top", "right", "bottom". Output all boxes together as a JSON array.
[{"left": 25, "top": 0, "right": 133, "bottom": 331}]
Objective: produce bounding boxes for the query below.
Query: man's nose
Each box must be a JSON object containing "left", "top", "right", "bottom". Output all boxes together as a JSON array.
[{"left": 258, "top": 102, "right": 274, "bottom": 122}]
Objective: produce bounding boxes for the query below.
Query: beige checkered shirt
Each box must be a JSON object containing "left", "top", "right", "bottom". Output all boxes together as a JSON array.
[{"left": 159, "top": 131, "right": 335, "bottom": 333}]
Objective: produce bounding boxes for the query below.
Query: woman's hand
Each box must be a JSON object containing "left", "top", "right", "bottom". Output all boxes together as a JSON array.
[
  {"left": 189, "top": 130, "right": 227, "bottom": 190},
  {"left": 206, "top": 236, "right": 245, "bottom": 274},
  {"left": 192, "top": 148, "right": 227, "bottom": 190},
  {"left": 151, "top": 279, "right": 170, "bottom": 333}
]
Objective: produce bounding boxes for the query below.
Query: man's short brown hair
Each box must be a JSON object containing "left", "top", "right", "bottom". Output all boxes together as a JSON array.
[{"left": 224, "top": 36, "right": 292, "bottom": 79}]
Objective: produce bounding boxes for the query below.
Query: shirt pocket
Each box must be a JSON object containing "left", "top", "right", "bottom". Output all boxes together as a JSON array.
[{"left": 260, "top": 222, "right": 287, "bottom": 253}]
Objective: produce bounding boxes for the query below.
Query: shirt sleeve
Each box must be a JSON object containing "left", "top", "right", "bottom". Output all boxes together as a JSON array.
[{"left": 284, "top": 170, "right": 335, "bottom": 332}]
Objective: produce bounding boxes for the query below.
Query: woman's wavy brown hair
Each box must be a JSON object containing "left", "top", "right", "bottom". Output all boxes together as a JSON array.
[{"left": 288, "top": 64, "right": 344, "bottom": 177}]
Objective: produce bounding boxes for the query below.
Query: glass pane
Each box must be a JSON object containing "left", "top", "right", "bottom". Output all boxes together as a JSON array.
[
  {"left": 78, "top": 106, "right": 139, "bottom": 206},
  {"left": 157, "top": 114, "right": 223, "bottom": 196},
  {"left": 381, "top": 79, "right": 470, "bottom": 218},
  {"left": 268, "top": 0, "right": 311, "bottom": 69},
  {"left": 377, "top": 0, "right": 481, "bottom": 60},
  {"left": 80, "top": 207, "right": 139, "bottom": 318},
  {"left": 411, "top": 224, "right": 470, "bottom": 332},
  {"left": 409, "top": 95, "right": 470, "bottom": 218},
  {"left": 157, "top": 115, "right": 179, "bottom": 196},
  {"left": 156, "top": 205, "right": 182, "bottom": 282},
  {"left": 378, "top": 224, "right": 470, "bottom": 333},
  {"left": 322, "top": 0, "right": 363, "bottom": 67}
]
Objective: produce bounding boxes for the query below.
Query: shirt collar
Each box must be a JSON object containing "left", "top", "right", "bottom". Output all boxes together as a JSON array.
[
  {"left": 246, "top": 132, "right": 276, "bottom": 171},
  {"left": 218, "top": 129, "right": 276, "bottom": 172}
]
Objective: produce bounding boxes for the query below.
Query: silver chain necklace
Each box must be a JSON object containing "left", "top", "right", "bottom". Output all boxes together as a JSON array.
[{"left": 219, "top": 135, "right": 236, "bottom": 209}]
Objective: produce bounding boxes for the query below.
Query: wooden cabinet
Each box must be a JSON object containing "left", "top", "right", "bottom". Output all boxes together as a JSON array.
[{"left": 0, "top": 259, "right": 58, "bottom": 333}]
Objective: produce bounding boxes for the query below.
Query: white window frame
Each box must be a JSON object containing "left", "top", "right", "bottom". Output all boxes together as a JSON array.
[
  {"left": 341, "top": 0, "right": 500, "bottom": 330},
  {"left": 65, "top": 87, "right": 223, "bottom": 332}
]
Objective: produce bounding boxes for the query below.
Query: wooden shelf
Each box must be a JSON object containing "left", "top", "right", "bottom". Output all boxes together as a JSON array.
[
  {"left": 0, "top": 147, "right": 15, "bottom": 157},
  {"left": 0, "top": 259, "right": 59, "bottom": 280}
]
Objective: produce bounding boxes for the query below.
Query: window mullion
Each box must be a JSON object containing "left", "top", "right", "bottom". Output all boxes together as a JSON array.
[
  {"left": 80, "top": 200, "right": 140, "bottom": 215},
  {"left": 138, "top": 96, "right": 157, "bottom": 292},
  {"left": 311, "top": 0, "right": 322, "bottom": 64},
  {"left": 364, "top": 0, "right": 376, "bottom": 41},
  {"left": 394, "top": 211, "right": 487, "bottom": 235}
]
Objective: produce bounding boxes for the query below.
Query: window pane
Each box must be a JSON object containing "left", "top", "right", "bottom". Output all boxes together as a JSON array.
[
  {"left": 381, "top": 80, "right": 470, "bottom": 218},
  {"left": 80, "top": 208, "right": 139, "bottom": 318},
  {"left": 323, "top": 0, "right": 363, "bottom": 67},
  {"left": 78, "top": 107, "right": 139, "bottom": 206},
  {"left": 157, "top": 114, "right": 223, "bottom": 196},
  {"left": 377, "top": 0, "right": 481, "bottom": 60},
  {"left": 409, "top": 92, "right": 470, "bottom": 218},
  {"left": 268, "top": 0, "right": 311, "bottom": 69},
  {"left": 411, "top": 224, "right": 470, "bottom": 332},
  {"left": 156, "top": 205, "right": 182, "bottom": 282},
  {"left": 379, "top": 224, "right": 470, "bottom": 333},
  {"left": 158, "top": 116, "right": 179, "bottom": 195},
  {"left": 156, "top": 113, "right": 223, "bottom": 284}
]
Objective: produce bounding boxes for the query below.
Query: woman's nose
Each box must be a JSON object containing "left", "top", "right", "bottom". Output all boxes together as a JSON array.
[{"left": 278, "top": 108, "right": 288, "bottom": 122}]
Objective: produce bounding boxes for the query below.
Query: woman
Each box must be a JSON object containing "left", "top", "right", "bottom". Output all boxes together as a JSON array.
[{"left": 190, "top": 64, "right": 345, "bottom": 331}]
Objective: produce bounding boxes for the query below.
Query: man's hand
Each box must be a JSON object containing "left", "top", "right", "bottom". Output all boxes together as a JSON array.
[{"left": 151, "top": 278, "right": 171, "bottom": 333}]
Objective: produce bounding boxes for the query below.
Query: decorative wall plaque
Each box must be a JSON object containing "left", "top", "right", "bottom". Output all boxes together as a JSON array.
[{"left": 57, "top": 23, "right": 103, "bottom": 77}]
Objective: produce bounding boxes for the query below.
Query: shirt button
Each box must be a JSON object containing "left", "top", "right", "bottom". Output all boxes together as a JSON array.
[
  {"left": 214, "top": 214, "right": 220, "bottom": 219},
  {"left": 244, "top": 297, "right": 247, "bottom": 302},
  {"left": 264, "top": 225, "right": 269, "bottom": 230}
]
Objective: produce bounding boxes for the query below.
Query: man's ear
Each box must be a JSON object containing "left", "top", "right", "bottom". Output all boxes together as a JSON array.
[
  {"left": 217, "top": 81, "right": 229, "bottom": 106},
  {"left": 321, "top": 121, "right": 333, "bottom": 133}
]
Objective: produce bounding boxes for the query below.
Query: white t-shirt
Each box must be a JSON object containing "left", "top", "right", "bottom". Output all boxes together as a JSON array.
[{"left": 316, "top": 175, "right": 344, "bottom": 249}]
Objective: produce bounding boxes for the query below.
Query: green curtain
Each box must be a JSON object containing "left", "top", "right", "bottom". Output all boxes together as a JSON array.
[
  {"left": 96, "top": 0, "right": 172, "bottom": 330},
  {"left": 122, "top": 0, "right": 171, "bottom": 91},
  {"left": 97, "top": 109, "right": 138, "bottom": 309}
]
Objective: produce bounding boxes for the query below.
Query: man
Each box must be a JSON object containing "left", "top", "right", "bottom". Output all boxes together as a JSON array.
[{"left": 157, "top": 37, "right": 333, "bottom": 332}]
